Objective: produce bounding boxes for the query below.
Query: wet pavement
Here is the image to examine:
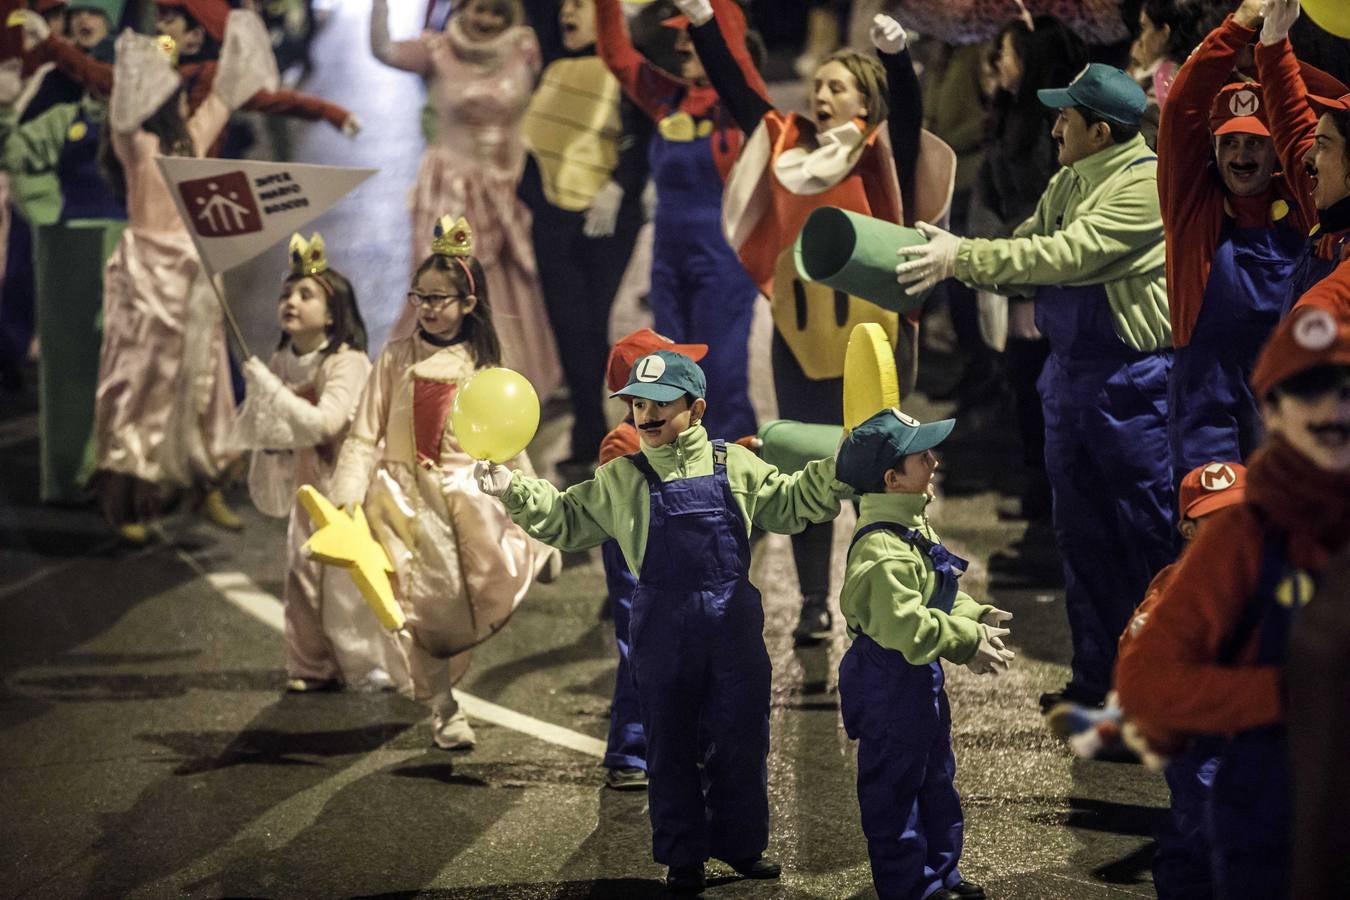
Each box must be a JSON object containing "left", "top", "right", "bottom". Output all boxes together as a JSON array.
[{"left": 0, "top": 2, "right": 1168, "bottom": 897}]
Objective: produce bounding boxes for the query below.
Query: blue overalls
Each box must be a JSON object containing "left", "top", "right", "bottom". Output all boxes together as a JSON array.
[
  {"left": 1153, "top": 741, "right": 1220, "bottom": 898},
  {"left": 1280, "top": 232, "right": 1339, "bottom": 316},
  {"left": 56, "top": 106, "right": 126, "bottom": 221},
  {"left": 1204, "top": 527, "right": 1311, "bottom": 900},
  {"left": 648, "top": 110, "right": 759, "bottom": 441},
  {"left": 1036, "top": 281, "right": 1175, "bottom": 702},
  {"left": 1168, "top": 220, "right": 1302, "bottom": 485},
  {"left": 839, "top": 523, "right": 969, "bottom": 900},
  {"left": 600, "top": 538, "right": 645, "bottom": 771},
  {"left": 625, "top": 441, "right": 771, "bottom": 867}
]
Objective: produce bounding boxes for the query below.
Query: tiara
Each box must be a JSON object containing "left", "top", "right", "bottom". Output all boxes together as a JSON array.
[
  {"left": 289, "top": 232, "right": 329, "bottom": 277},
  {"left": 431, "top": 216, "right": 473, "bottom": 258}
]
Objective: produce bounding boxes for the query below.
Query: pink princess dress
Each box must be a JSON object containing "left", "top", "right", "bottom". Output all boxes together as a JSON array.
[{"left": 370, "top": 2, "right": 561, "bottom": 399}]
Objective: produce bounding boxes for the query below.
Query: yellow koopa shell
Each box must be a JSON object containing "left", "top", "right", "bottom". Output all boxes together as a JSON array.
[
  {"left": 843, "top": 323, "right": 900, "bottom": 431},
  {"left": 297, "top": 485, "right": 406, "bottom": 631}
]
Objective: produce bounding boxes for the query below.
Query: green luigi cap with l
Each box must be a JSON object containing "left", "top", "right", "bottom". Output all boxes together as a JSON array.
[
  {"left": 836, "top": 408, "right": 954, "bottom": 495},
  {"left": 66, "top": 0, "right": 125, "bottom": 20},
  {"left": 1037, "top": 62, "right": 1147, "bottom": 127},
  {"left": 610, "top": 349, "right": 707, "bottom": 403}
]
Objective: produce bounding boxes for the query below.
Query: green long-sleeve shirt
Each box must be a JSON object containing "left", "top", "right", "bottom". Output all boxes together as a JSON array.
[
  {"left": 501, "top": 425, "right": 848, "bottom": 576},
  {"left": 841, "top": 492, "right": 994, "bottom": 666},
  {"left": 0, "top": 97, "right": 87, "bottom": 226},
  {"left": 953, "top": 133, "right": 1171, "bottom": 353}
]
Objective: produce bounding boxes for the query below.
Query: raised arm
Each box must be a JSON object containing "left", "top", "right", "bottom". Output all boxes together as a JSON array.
[
  {"left": 882, "top": 44, "right": 921, "bottom": 223},
  {"left": 195, "top": 9, "right": 280, "bottom": 152},
  {"left": 681, "top": 0, "right": 772, "bottom": 134},
  {"left": 25, "top": 32, "right": 114, "bottom": 97},
  {"left": 1159, "top": 13, "right": 1258, "bottom": 226},
  {"left": 1255, "top": 0, "right": 1319, "bottom": 223},
  {"left": 594, "top": 0, "right": 674, "bottom": 121},
  {"left": 370, "top": 0, "right": 431, "bottom": 75}
]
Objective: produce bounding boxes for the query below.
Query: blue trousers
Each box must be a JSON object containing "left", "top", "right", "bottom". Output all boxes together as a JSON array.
[
  {"left": 601, "top": 539, "right": 645, "bottom": 770},
  {"left": 840, "top": 634, "right": 964, "bottom": 900}
]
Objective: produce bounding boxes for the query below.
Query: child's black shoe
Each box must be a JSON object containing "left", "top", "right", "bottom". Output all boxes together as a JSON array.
[
  {"left": 665, "top": 864, "right": 705, "bottom": 894},
  {"left": 723, "top": 856, "right": 781, "bottom": 879},
  {"left": 950, "top": 880, "right": 986, "bottom": 899}
]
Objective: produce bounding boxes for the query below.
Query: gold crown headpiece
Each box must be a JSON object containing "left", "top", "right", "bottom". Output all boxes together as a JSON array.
[
  {"left": 431, "top": 216, "right": 474, "bottom": 258},
  {"left": 155, "top": 34, "right": 180, "bottom": 68},
  {"left": 431, "top": 215, "right": 476, "bottom": 298},
  {"left": 288, "top": 232, "right": 329, "bottom": 277}
]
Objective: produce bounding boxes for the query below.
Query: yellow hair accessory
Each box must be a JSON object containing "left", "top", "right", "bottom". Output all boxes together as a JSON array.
[
  {"left": 155, "top": 34, "right": 180, "bottom": 68},
  {"left": 431, "top": 215, "right": 474, "bottom": 258},
  {"left": 288, "top": 232, "right": 329, "bottom": 277}
]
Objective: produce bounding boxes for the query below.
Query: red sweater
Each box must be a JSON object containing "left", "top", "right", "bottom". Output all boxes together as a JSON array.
[
  {"left": 1158, "top": 16, "right": 1309, "bottom": 348},
  {"left": 1116, "top": 437, "right": 1350, "bottom": 742},
  {"left": 593, "top": 0, "right": 766, "bottom": 180},
  {"left": 27, "top": 34, "right": 351, "bottom": 132}
]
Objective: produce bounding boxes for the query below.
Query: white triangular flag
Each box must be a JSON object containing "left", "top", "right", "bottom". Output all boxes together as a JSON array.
[{"left": 156, "top": 156, "right": 376, "bottom": 277}]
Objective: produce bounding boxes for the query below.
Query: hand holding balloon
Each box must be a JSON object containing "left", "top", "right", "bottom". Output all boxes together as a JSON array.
[{"left": 450, "top": 367, "right": 540, "bottom": 464}]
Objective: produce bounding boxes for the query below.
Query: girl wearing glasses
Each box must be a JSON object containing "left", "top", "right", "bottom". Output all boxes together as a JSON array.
[{"left": 328, "top": 216, "right": 558, "bottom": 752}]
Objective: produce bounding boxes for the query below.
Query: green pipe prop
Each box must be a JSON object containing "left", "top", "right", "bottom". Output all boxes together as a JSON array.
[
  {"left": 794, "top": 206, "right": 935, "bottom": 312},
  {"left": 758, "top": 419, "right": 843, "bottom": 476}
]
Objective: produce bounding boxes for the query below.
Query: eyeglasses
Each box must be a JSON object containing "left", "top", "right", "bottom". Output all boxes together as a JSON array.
[{"left": 407, "top": 291, "right": 467, "bottom": 308}]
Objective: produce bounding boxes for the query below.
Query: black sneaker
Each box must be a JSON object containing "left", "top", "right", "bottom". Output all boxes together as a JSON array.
[
  {"left": 723, "top": 856, "right": 781, "bottom": 879},
  {"left": 1038, "top": 685, "right": 1105, "bottom": 715},
  {"left": 950, "top": 879, "right": 987, "bottom": 899},
  {"left": 666, "top": 864, "right": 705, "bottom": 894},
  {"left": 603, "top": 766, "right": 648, "bottom": 791},
  {"left": 793, "top": 595, "right": 832, "bottom": 646}
]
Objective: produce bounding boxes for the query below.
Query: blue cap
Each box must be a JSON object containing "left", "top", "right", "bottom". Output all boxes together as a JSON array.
[
  {"left": 1037, "top": 63, "right": 1147, "bottom": 127},
  {"left": 610, "top": 349, "right": 707, "bottom": 402},
  {"left": 836, "top": 408, "right": 954, "bottom": 494}
]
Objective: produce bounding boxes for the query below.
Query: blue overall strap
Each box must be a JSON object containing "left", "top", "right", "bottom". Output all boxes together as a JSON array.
[
  {"left": 626, "top": 440, "right": 728, "bottom": 484},
  {"left": 1217, "top": 517, "right": 1289, "bottom": 665},
  {"left": 847, "top": 521, "right": 970, "bottom": 576},
  {"left": 1128, "top": 156, "right": 1159, "bottom": 167},
  {"left": 626, "top": 449, "right": 661, "bottom": 488}
]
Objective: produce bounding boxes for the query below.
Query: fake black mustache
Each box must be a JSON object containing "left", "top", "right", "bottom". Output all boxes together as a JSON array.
[
  {"left": 638, "top": 419, "right": 668, "bottom": 432},
  {"left": 1228, "top": 162, "right": 1259, "bottom": 174}
]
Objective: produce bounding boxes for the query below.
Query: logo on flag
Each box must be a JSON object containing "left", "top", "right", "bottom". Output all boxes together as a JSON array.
[
  {"left": 157, "top": 157, "right": 376, "bottom": 277},
  {"left": 178, "top": 171, "right": 262, "bottom": 237}
]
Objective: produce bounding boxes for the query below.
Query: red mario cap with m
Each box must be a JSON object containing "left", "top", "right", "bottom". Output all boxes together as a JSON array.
[
  {"left": 605, "top": 328, "right": 708, "bottom": 395},
  {"left": 1250, "top": 302, "right": 1350, "bottom": 399},
  {"left": 1209, "top": 83, "right": 1270, "bottom": 137},
  {"left": 1178, "top": 462, "right": 1247, "bottom": 520},
  {"left": 1307, "top": 92, "right": 1350, "bottom": 116},
  {"left": 157, "top": 0, "right": 229, "bottom": 43}
]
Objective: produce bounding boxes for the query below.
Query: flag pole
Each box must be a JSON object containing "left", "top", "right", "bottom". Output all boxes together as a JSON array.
[{"left": 207, "top": 271, "right": 252, "bottom": 361}]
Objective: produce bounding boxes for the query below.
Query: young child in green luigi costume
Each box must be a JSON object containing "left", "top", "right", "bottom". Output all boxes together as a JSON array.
[
  {"left": 476, "top": 348, "right": 849, "bottom": 893},
  {"left": 834, "top": 407, "right": 1015, "bottom": 900}
]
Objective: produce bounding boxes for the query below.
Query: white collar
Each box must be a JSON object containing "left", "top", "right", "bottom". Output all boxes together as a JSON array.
[{"left": 772, "top": 120, "right": 866, "bottom": 195}]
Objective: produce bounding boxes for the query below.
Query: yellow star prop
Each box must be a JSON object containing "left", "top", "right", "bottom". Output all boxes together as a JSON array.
[
  {"left": 297, "top": 485, "right": 406, "bottom": 631},
  {"left": 842, "top": 322, "right": 901, "bottom": 431}
]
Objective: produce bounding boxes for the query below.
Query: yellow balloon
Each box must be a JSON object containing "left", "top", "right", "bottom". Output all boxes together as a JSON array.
[
  {"left": 1304, "top": 0, "right": 1350, "bottom": 39},
  {"left": 451, "top": 367, "right": 540, "bottom": 463}
]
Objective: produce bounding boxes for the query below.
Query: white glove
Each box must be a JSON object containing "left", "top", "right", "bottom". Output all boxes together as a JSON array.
[
  {"left": 1259, "top": 0, "right": 1299, "bottom": 45},
  {"left": 11, "top": 9, "right": 51, "bottom": 45},
  {"left": 474, "top": 460, "right": 514, "bottom": 497},
  {"left": 895, "top": 221, "right": 961, "bottom": 296},
  {"left": 242, "top": 355, "right": 281, "bottom": 394},
  {"left": 213, "top": 9, "right": 281, "bottom": 112},
  {"left": 964, "top": 624, "right": 1015, "bottom": 676},
  {"left": 641, "top": 179, "right": 657, "bottom": 221},
  {"left": 0, "top": 59, "right": 22, "bottom": 107},
  {"left": 341, "top": 113, "right": 362, "bottom": 138},
  {"left": 869, "top": 14, "right": 907, "bottom": 55},
  {"left": 671, "top": 0, "right": 714, "bottom": 27},
  {"left": 980, "top": 606, "right": 1013, "bottom": 628},
  {"left": 583, "top": 180, "right": 624, "bottom": 238}
]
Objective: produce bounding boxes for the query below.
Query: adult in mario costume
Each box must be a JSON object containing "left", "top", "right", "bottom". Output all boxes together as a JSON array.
[{"left": 1160, "top": 0, "right": 1310, "bottom": 488}]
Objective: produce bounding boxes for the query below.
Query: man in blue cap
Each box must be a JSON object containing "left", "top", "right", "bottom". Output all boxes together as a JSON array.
[
  {"left": 835, "top": 407, "right": 1014, "bottom": 900},
  {"left": 894, "top": 62, "right": 1174, "bottom": 713},
  {"left": 476, "top": 349, "right": 850, "bottom": 893}
]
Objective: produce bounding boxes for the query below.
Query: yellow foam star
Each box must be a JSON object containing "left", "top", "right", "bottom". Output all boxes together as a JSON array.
[{"left": 297, "top": 485, "right": 406, "bottom": 631}]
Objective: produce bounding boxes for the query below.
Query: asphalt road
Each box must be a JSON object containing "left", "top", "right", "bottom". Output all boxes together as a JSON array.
[{"left": 1, "top": 2, "right": 1169, "bottom": 897}]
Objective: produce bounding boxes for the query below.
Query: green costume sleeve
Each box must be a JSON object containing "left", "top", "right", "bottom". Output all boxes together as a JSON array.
[
  {"left": 730, "top": 448, "right": 846, "bottom": 535},
  {"left": 501, "top": 463, "right": 635, "bottom": 554},
  {"left": 954, "top": 167, "right": 1163, "bottom": 288},
  {"left": 0, "top": 101, "right": 77, "bottom": 174},
  {"left": 846, "top": 549, "right": 984, "bottom": 665},
  {"left": 950, "top": 590, "right": 993, "bottom": 623}
]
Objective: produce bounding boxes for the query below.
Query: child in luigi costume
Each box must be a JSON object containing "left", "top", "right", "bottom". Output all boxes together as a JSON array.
[
  {"left": 835, "top": 408, "right": 1014, "bottom": 900},
  {"left": 477, "top": 349, "right": 849, "bottom": 893}
]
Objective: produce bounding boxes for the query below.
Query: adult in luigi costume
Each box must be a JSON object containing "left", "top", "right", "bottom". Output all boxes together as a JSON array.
[
  {"left": 897, "top": 63, "right": 1174, "bottom": 711},
  {"left": 476, "top": 348, "right": 850, "bottom": 894}
]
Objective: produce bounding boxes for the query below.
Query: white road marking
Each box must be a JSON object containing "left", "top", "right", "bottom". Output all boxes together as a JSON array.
[{"left": 176, "top": 550, "right": 606, "bottom": 759}]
